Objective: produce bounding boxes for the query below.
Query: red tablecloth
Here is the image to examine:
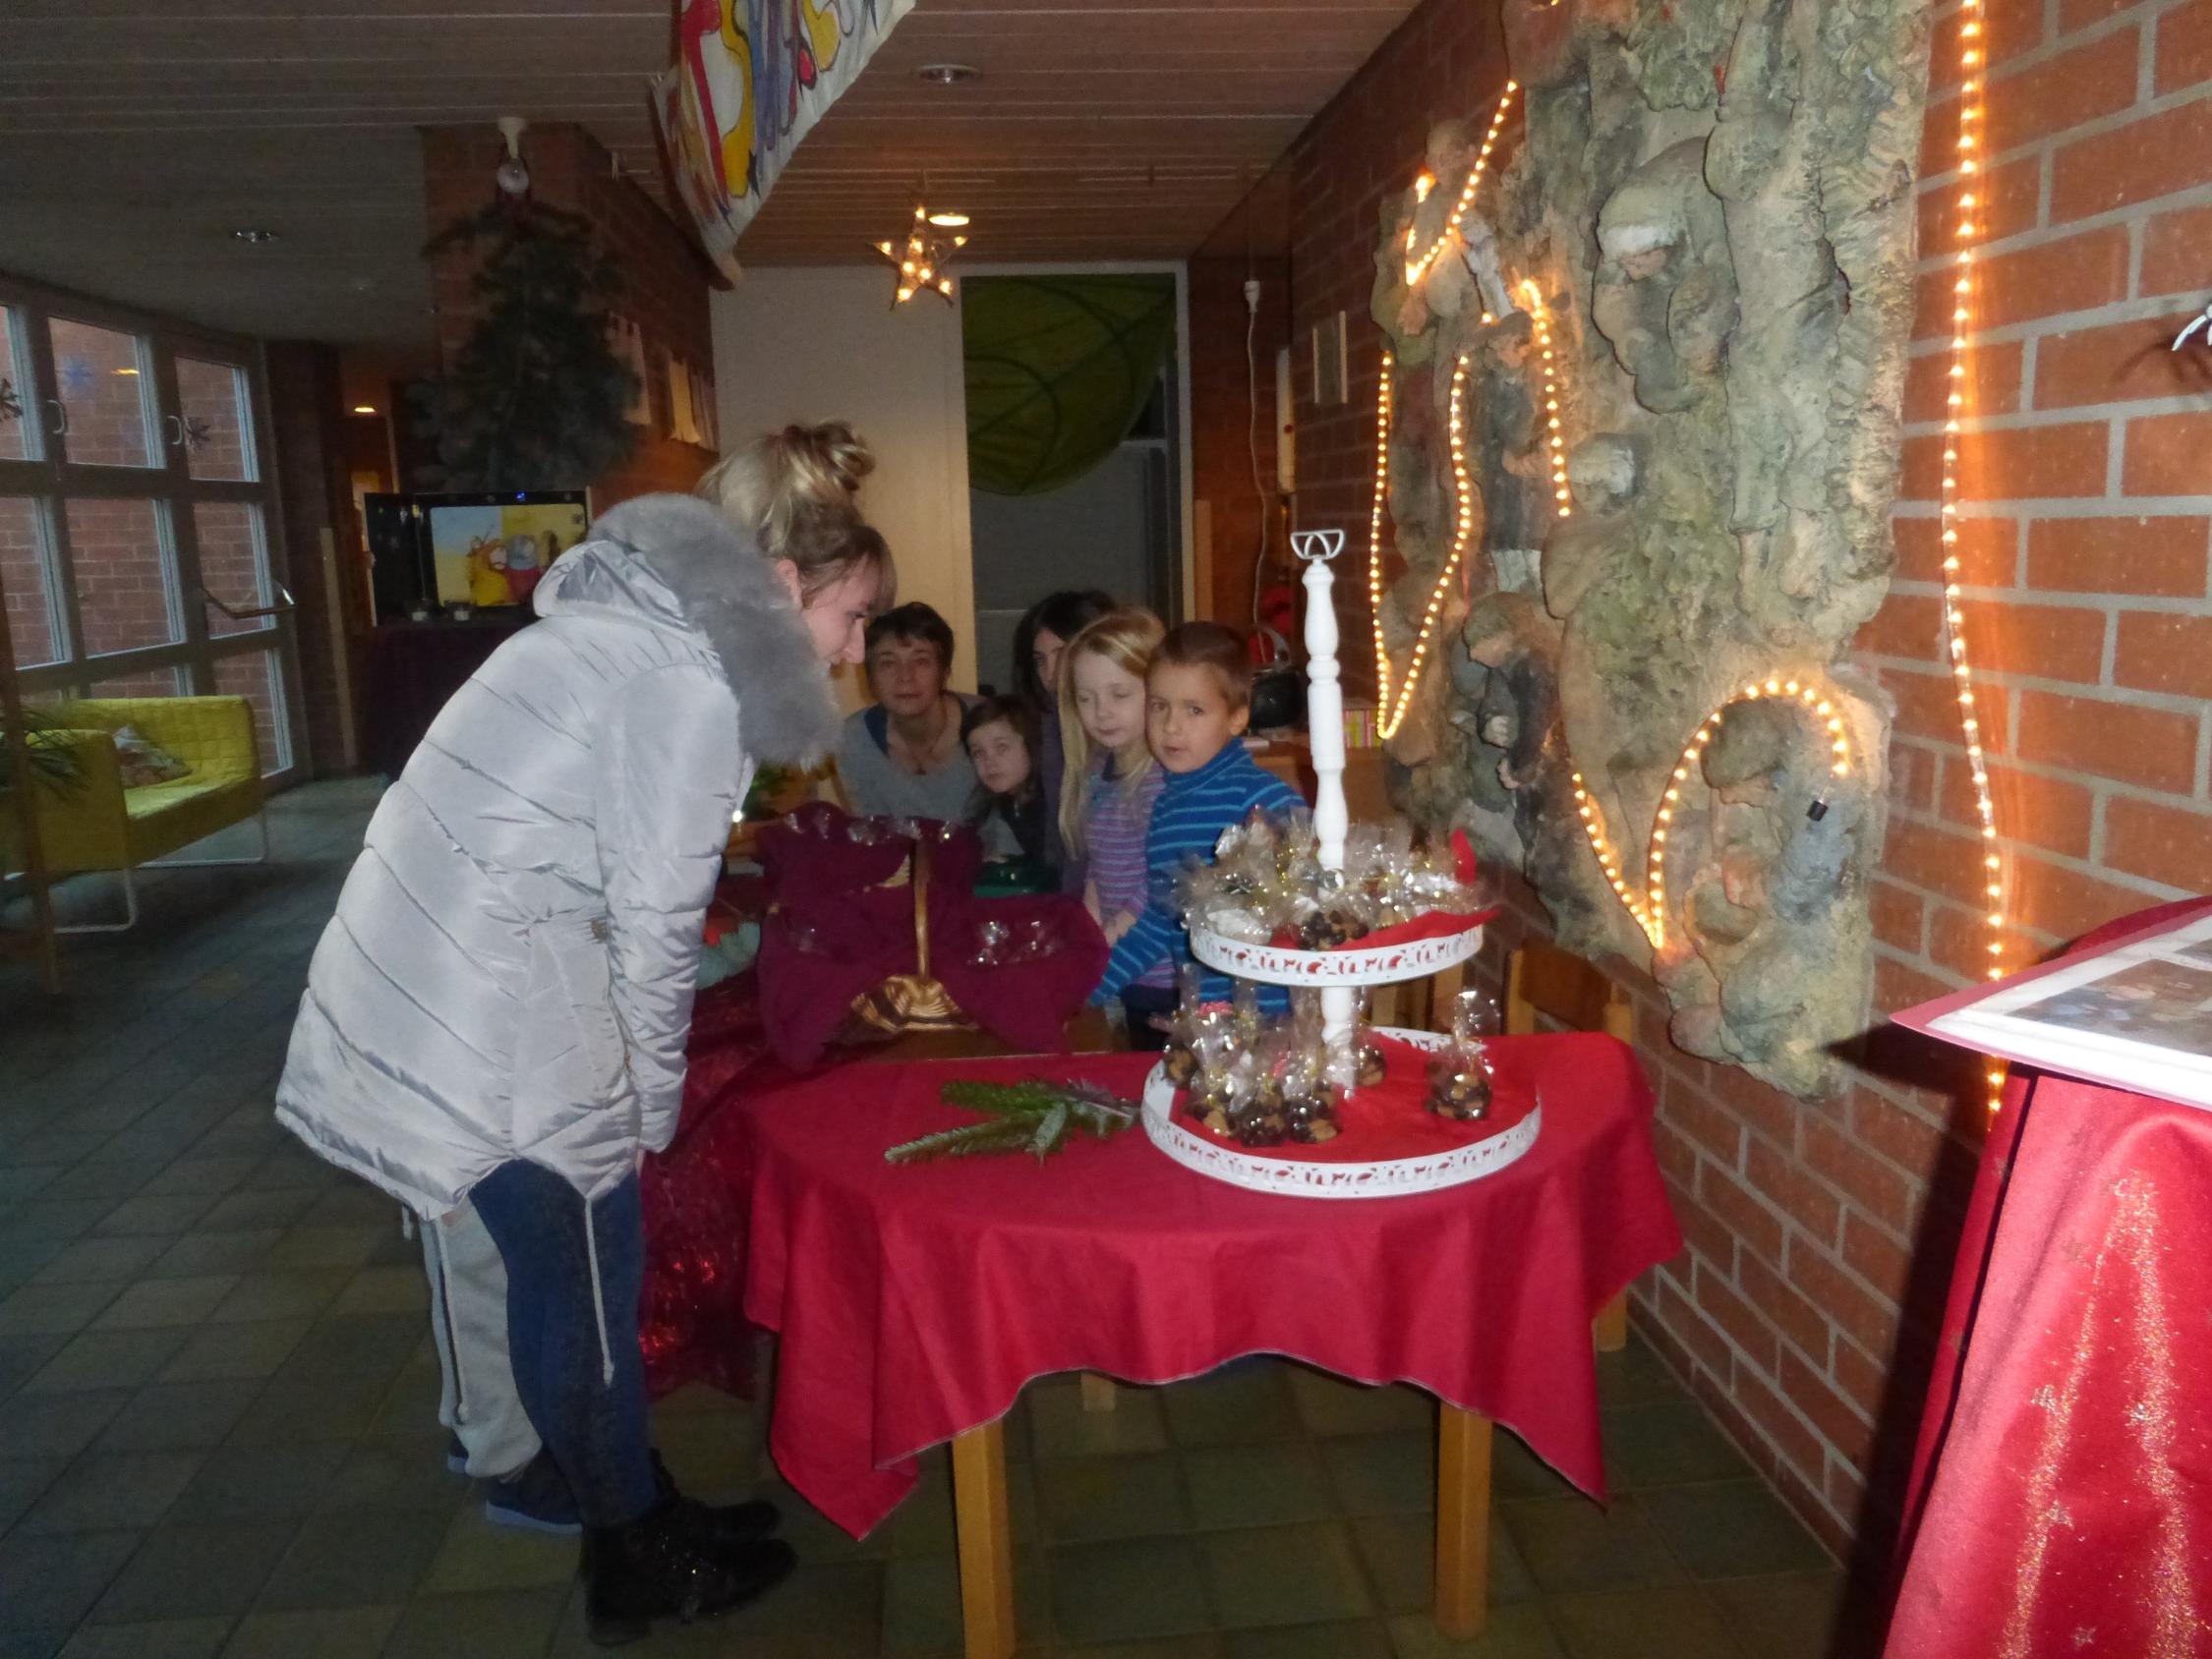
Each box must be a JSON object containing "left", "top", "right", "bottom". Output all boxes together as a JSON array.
[
  {"left": 729, "top": 1035, "right": 1678, "bottom": 1538},
  {"left": 1886, "top": 897, "right": 2212, "bottom": 1659}
]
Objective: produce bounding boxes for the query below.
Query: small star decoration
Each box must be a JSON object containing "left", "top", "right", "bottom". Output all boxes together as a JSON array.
[{"left": 873, "top": 204, "right": 966, "bottom": 308}]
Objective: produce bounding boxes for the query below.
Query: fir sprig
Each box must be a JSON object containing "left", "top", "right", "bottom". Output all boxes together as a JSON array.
[{"left": 885, "top": 1077, "right": 1137, "bottom": 1165}]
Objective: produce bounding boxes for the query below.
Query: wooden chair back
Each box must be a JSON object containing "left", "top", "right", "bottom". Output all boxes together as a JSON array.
[{"left": 1503, "top": 940, "right": 1634, "bottom": 1044}]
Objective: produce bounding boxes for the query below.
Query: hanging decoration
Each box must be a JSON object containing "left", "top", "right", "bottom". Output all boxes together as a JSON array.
[
  {"left": 873, "top": 204, "right": 966, "bottom": 307},
  {"left": 1403, "top": 82, "right": 1519, "bottom": 287},
  {"left": 884, "top": 1077, "right": 1136, "bottom": 1165},
  {"left": 656, "top": 0, "right": 917, "bottom": 278}
]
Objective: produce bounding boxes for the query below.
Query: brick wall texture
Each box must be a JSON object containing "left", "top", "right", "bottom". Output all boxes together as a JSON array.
[
  {"left": 1255, "top": 0, "right": 2212, "bottom": 1564},
  {"left": 1189, "top": 256, "right": 1293, "bottom": 624},
  {"left": 419, "top": 125, "right": 720, "bottom": 508}
]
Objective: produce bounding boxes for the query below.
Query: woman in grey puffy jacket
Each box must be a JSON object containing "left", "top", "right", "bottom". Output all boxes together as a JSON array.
[{"left": 275, "top": 452, "right": 888, "bottom": 1641}]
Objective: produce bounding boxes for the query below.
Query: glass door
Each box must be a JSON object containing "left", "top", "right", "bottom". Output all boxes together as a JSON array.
[{"left": 0, "top": 277, "right": 306, "bottom": 783}]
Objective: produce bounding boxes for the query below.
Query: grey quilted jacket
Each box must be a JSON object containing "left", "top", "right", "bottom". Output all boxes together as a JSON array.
[{"left": 275, "top": 494, "right": 841, "bottom": 1217}]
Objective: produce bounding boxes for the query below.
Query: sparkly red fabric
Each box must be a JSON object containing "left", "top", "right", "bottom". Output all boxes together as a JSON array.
[
  {"left": 1888, "top": 898, "right": 2212, "bottom": 1659},
  {"left": 721, "top": 1036, "right": 1677, "bottom": 1537}
]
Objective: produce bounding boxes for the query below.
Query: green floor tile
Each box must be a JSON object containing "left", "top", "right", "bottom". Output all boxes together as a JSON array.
[
  {"left": 27, "top": 1237, "right": 170, "bottom": 1287},
  {"left": 1321, "top": 1433, "right": 1434, "bottom": 1516},
  {"left": 1489, "top": 1434, "right": 1574, "bottom": 1503},
  {"left": 664, "top": 1558, "right": 883, "bottom": 1656},
  {"left": 880, "top": 1548, "right": 1047, "bottom": 1655},
  {"left": 55, "top": 1617, "right": 230, "bottom": 1659},
  {"left": 1162, "top": 1363, "right": 1304, "bottom": 1448},
  {"left": 1710, "top": 1571, "right": 1856, "bottom": 1659},
  {"left": 1591, "top": 1338, "right": 1688, "bottom": 1408},
  {"left": 326, "top": 1267, "right": 429, "bottom": 1316},
  {"left": 167, "top": 1440, "right": 350, "bottom": 1524},
  {"left": 260, "top": 1225, "right": 384, "bottom": 1273},
  {"left": 0, "top": 1334, "right": 69, "bottom": 1397},
  {"left": 1497, "top": 1496, "right": 1685, "bottom": 1598},
  {"left": 381, "top": 1587, "right": 569, "bottom": 1659},
  {"left": 21, "top": 1330, "right": 192, "bottom": 1396},
  {"left": 1286, "top": 1370, "right": 1434, "bottom": 1439},
  {"left": 1601, "top": 1401, "right": 1759, "bottom": 1490},
  {"left": 1039, "top": 1453, "right": 1192, "bottom": 1541},
  {"left": 217, "top": 1605, "right": 399, "bottom": 1659},
  {"left": 750, "top": 1479, "right": 886, "bottom": 1565},
  {"left": 0, "top": 1530, "right": 143, "bottom": 1630},
  {"left": 156, "top": 1320, "right": 310, "bottom": 1384},
  {"left": 651, "top": 1410, "right": 763, "bottom": 1495},
  {"left": 0, "top": 1283, "right": 122, "bottom": 1338},
  {"left": 90, "top": 1196, "right": 219, "bottom": 1239},
  {"left": 314, "top": 1437, "right": 467, "bottom": 1516},
  {"left": 91, "top": 1521, "right": 295, "bottom": 1622},
  {"left": 1547, "top": 1583, "right": 1744, "bottom": 1659},
  {"left": 227, "top": 1363, "right": 389, "bottom": 1446},
  {"left": 1201, "top": 1521, "right": 1374, "bottom": 1630},
  {"left": 0, "top": 1459, "right": 69, "bottom": 1535},
  {"left": 87, "top": 1277, "right": 238, "bottom": 1332},
  {"left": 1348, "top": 1513, "right": 1537, "bottom": 1615},
  {"left": 254, "top": 1509, "right": 444, "bottom": 1609},
  {"left": 17, "top": 1452, "right": 205, "bottom": 1534},
  {"left": 1185, "top": 1443, "right": 1336, "bottom": 1531},
  {"left": 419, "top": 1507, "right": 577, "bottom": 1594},
  {"left": 1637, "top": 1481, "right": 1834, "bottom": 1580},
  {"left": 1385, "top": 1605, "right": 1566, "bottom": 1658},
  {"left": 205, "top": 1270, "right": 350, "bottom": 1326},
  {"left": 1030, "top": 1382, "right": 1170, "bottom": 1460},
  {"left": 145, "top": 1231, "right": 284, "bottom": 1281},
  {"left": 6, "top": 1393, "right": 133, "bottom": 1461},
  {"left": 1049, "top": 1534, "right": 1211, "bottom": 1645},
  {"left": 93, "top": 1379, "right": 263, "bottom": 1454},
  {"left": 1224, "top": 1619, "right": 1393, "bottom": 1658}
]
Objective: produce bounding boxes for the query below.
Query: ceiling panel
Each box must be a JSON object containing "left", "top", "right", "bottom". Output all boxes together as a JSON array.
[{"left": 0, "top": 1, "right": 1415, "bottom": 342}]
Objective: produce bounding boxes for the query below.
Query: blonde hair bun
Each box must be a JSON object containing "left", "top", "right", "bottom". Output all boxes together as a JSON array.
[{"left": 699, "top": 421, "right": 875, "bottom": 558}]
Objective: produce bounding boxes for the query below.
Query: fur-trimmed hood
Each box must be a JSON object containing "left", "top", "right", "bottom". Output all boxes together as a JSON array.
[{"left": 532, "top": 492, "right": 841, "bottom": 766}]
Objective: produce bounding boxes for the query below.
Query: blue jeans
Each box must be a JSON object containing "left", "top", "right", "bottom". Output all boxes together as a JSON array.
[{"left": 470, "top": 1161, "right": 658, "bottom": 1527}]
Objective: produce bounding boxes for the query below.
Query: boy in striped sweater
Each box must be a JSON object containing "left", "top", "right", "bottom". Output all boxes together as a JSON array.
[{"left": 1090, "top": 621, "right": 1304, "bottom": 1048}]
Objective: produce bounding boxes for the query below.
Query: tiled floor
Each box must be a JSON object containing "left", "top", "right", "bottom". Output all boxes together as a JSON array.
[{"left": 3, "top": 781, "right": 1862, "bottom": 1658}]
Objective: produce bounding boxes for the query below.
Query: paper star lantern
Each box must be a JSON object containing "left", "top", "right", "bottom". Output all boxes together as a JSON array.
[{"left": 873, "top": 204, "right": 967, "bottom": 307}]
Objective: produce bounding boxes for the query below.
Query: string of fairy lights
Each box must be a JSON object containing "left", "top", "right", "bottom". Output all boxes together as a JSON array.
[
  {"left": 1369, "top": 13, "right": 2007, "bottom": 1111},
  {"left": 1939, "top": 0, "right": 2010, "bottom": 1111}
]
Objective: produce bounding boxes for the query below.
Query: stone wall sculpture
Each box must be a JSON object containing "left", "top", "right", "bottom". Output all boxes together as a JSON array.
[{"left": 1365, "top": 0, "right": 1932, "bottom": 1096}]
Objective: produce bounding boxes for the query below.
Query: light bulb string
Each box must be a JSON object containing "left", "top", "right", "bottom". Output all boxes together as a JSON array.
[
  {"left": 1367, "top": 352, "right": 1476, "bottom": 740},
  {"left": 1403, "top": 82, "right": 1521, "bottom": 286}
]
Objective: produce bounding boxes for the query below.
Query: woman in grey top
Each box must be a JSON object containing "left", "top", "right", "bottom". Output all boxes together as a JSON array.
[
  {"left": 275, "top": 429, "right": 888, "bottom": 1642},
  {"left": 834, "top": 601, "right": 981, "bottom": 823}
]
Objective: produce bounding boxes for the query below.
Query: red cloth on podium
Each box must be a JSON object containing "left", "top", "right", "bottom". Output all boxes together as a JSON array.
[
  {"left": 1886, "top": 897, "right": 2212, "bottom": 1659},
  {"left": 726, "top": 1035, "right": 1677, "bottom": 1538}
]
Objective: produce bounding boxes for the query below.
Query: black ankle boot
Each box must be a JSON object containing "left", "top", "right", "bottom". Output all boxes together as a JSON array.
[
  {"left": 651, "top": 1452, "right": 780, "bottom": 1550},
  {"left": 583, "top": 1497, "right": 795, "bottom": 1646}
]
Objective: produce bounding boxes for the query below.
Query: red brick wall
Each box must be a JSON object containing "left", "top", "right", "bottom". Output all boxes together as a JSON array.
[
  {"left": 1261, "top": 0, "right": 2212, "bottom": 1567},
  {"left": 1189, "top": 257, "right": 1292, "bottom": 623},
  {"left": 420, "top": 125, "right": 720, "bottom": 507},
  {"left": 264, "top": 340, "right": 363, "bottom": 775}
]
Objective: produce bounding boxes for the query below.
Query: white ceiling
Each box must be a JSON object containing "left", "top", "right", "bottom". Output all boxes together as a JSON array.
[{"left": 0, "top": 0, "right": 1415, "bottom": 346}]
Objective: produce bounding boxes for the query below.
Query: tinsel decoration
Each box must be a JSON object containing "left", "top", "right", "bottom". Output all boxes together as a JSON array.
[
  {"left": 885, "top": 1078, "right": 1137, "bottom": 1165},
  {"left": 411, "top": 200, "right": 639, "bottom": 490}
]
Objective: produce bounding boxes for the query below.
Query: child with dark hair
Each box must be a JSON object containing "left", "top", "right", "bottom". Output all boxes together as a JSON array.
[
  {"left": 1088, "top": 620, "right": 1303, "bottom": 1047},
  {"left": 960, "top": 695, "right": 1051, "bottom": 878},
  {"left": 1013, "top": 590, "right": 1116, "bottom": 887}
]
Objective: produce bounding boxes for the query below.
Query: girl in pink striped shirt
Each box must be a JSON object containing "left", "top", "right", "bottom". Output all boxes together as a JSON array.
[{"left": 1057, "top": 609, "right": 1166, "bottom": 954}]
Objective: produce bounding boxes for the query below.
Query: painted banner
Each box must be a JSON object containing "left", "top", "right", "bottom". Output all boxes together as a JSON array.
[{"left": 656, "top": 0, "right": 915, "bottom": 278}]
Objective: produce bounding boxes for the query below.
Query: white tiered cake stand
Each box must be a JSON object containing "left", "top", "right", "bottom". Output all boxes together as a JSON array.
[{"left": 1139, "top": 528, "right": 1535, "bottom": 1199}]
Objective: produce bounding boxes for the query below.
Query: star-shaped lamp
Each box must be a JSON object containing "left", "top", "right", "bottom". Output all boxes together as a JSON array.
[{"left": 874, "top": 205, "right": 967, "bottom": 307}]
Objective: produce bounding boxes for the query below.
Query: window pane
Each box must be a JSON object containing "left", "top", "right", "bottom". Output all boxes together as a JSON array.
[
  {"left": 176, "top": 357, "right": 256, "bottom": 483},
  {"left": 0, "top": 307, "right": 35, "bottom": 464},
  {"left": 48, "top": 318, "right": 155, "bottom": 469},
  {"left": 81, "top": 664, "right": 185, "bottom": 701},
  {"left": 0, "top": 496, "right": 64, "bottom": 668},
  {"left": 65, "top": 497, "right": 180, "bottom": 657},
  {"left": 194, "top": 502, "right": 273, "bottom": 637},
  {"left": 209, "top": 647, "right": 288, "bottom": 774}
]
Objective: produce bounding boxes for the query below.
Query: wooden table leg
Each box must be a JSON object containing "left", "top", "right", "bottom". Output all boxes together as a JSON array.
[
  {"left": 951, "top": 1420, "right": 1018, "bottom": 1659},
  {"left": 1079, "top": 1372, "right": 1117, "bottom": 1413},
  {"left": 1594, "top": 1291, "right": 1629, "bottom": 1352},
  {"left": 1434, "top": 1403, "right": 1493, "bottom": 1639}
]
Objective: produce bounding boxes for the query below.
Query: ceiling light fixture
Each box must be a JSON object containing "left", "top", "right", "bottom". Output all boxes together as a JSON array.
[
  {"left": 230, "top": 227, "right": 279, "bottom": 244},
  {"left": 927, "top": 210, "right": 970, "bottom": 228},
  {"left": 352, "top": 405, "right": 378, "bottom": 416},
  {"left": 915, "top": 63, "right": 981, "bottom": 85}
]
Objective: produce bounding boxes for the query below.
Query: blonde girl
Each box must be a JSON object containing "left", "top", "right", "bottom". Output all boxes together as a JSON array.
[{"left": 1058, "top": 608, "right": 1166, "bottom": 945}]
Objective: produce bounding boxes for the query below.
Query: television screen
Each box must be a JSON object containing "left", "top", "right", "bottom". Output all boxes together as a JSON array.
[{"left": 426, "top": 495, "right": 591, "bottom": 608}]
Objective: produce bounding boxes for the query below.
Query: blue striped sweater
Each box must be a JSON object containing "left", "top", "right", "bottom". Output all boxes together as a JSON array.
[{"left": 1090, "top": 740, "right": 1303, "bottom": 1006}]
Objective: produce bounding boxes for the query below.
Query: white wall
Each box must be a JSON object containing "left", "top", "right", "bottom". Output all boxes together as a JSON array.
[{"left": 712, "top": 268, "right": 976, "bottom": 696}]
